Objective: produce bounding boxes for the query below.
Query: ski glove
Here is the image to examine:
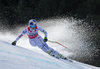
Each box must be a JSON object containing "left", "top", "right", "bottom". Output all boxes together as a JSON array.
[
  {"left": 12, "top": 41, "right": 16, "bottom": 45},
  {"left": 43, "top": 37, "right": 48, "bottom": 42}
]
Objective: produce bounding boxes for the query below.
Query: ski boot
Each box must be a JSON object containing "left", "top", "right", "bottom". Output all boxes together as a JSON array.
[
  {"left": 57, "top": 54, "right": 68, "bottom": 60},
  {"left": 57, "top": 54, "right": 73, "bottom": 62}
]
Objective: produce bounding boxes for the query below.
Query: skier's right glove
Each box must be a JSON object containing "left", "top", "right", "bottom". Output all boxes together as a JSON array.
[{"left": 12, "top": 41, "right": 16, "bottom": 46}]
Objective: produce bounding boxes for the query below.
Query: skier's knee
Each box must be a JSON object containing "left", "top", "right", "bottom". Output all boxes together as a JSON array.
[{"left": 46, "top": 50, "right": 55, "bottom": 56}]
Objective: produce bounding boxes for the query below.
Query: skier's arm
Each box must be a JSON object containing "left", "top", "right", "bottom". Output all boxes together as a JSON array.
[
  {"left": 12, "top": 29, "right": 27, "bottom": 45},
  {"left": 15, "top": 29, "right": 27, "bottom": 42},
  {"left": 37, "top": 25, "right": 47, "bottom": 37}
]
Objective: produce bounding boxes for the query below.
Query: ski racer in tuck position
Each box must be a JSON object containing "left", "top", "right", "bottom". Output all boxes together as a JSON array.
[{"left": 12, "top": 19, "right": 67, "bottom": 60}]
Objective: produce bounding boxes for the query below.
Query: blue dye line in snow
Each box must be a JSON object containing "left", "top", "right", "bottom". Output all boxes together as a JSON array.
[
  {"left": 0, "top": 49, "right": 84, "bottom": 69},
  {"left": 0, "top": 49, "right": 60, "bottom": 66}
]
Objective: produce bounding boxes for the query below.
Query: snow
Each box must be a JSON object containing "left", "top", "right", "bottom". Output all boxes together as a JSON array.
[{"left": 0, "top": 40, "right": 100, "bottom": 69}]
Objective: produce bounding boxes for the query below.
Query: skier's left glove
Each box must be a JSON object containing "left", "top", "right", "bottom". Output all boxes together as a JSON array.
[
  {"left": 12, "top": 41, "right": 16, "bottom": 46},
  {"left": 43, "top": 37, "right": 48, "bottom": 42}
]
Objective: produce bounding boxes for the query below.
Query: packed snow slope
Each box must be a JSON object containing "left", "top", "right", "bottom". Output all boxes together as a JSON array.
[{"left": 0, "top": 40, "right": 100, "bottom": 69}]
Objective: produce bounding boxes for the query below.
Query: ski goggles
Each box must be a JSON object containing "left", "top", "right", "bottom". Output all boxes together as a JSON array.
[{"left": 29, "top": 22, "right": 36, "bottom": 28}]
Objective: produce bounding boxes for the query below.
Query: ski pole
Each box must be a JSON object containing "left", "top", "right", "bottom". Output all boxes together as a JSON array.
[{"left": 48, "top": 40, "right": 72, "bottom": 51}]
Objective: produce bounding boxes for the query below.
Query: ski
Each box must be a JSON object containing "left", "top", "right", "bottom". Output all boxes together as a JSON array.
[{"left": 62, "top": 58, "right": 73, "bottom": 62}]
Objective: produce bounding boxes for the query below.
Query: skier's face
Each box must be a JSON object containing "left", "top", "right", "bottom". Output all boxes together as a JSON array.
[{"left": 29, "top": 22, "right": 36, "bottom": 28}]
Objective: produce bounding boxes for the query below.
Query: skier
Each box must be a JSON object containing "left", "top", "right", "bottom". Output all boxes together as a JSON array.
[{"left": 12, "top": 19, "right": 67, "bottom": 59}]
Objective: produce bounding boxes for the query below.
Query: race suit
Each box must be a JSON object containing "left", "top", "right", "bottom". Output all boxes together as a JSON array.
[{"left": 15, "top": 25, "right": 59, "bottom": 57}]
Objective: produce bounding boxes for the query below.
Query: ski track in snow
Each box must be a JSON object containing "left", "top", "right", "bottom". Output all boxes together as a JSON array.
[{"left": 0, "top": 40, "right": 100, "bottom": 69}]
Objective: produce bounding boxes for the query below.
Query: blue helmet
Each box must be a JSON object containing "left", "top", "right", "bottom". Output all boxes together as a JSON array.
[{"left": 29, "top": 19, "right": 37, "bottom": 28}]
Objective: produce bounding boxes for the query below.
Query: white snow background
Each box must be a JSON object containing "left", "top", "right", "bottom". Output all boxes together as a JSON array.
[{"left": 0, "top": 18, "right": 100, "bottom": 69}]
